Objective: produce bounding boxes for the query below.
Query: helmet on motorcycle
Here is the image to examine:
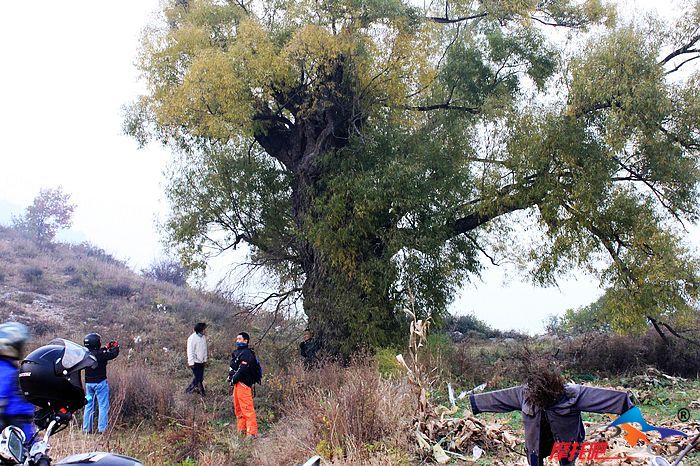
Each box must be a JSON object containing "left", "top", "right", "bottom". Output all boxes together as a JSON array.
[
  {"left": 19, "top": 339, "right": 97, "bottom": 412},
  {"left": 83, "top": 333, "right": 101, "bottom": 351},
  {"left": 0, "top": 322, "right": 30, "bottom": 360}
]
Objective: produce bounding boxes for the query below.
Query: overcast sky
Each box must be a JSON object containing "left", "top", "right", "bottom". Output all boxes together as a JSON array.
[{"left": 0, "top": 0, "right": 694, "bottom": 333}]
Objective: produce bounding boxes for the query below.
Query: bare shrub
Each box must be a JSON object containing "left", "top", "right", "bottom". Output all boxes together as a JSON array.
[
  {"left": 21, "top": 266, "right": 43, "bottom": 285},
  {"left": 254, "top": 360, "right": 414, "bottom": 465},
  {"left": 108, "top": 362, "right": 175, "bottom": 422},
  {"left": 104, "top": 283, "right": 133, "bottom": 298},
  {"left": 68, "top": 242, "right": 125, "bottom": 267},
  {"left": 142, "top": 258, "right": 189, "bottom": 287},
  {"left": 15, "top": 293, "right": 35, "bottom": 304}
]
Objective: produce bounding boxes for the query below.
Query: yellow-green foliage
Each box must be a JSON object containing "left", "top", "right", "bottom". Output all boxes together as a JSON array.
[
  {"left": 127, "top": 0, "right": 700, "bottom": 355},
  {"left": 376, "top": 347, "right": 403, "bottom": 378}
]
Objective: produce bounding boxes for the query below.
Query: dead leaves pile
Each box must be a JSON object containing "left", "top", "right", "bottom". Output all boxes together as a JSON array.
[
  {"left": 582, "top": 419, "right": 700, "bottom": 465},
  {"left": 415, "top": 404, "right": 524, "bottom": 464}
]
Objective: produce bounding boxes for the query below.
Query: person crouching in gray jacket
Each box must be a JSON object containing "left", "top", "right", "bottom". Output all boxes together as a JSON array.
[{"left": 469, "top": 362, "right": 633, "bottom": 466}]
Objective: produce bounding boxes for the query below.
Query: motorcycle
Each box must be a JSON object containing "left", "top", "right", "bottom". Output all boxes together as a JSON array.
[
  {"left": 0, "top": 412, "right": 320, "bottom": 466},
  {"left": 0, "top": 339, "right": 143, "bottom": 466},
  {"left": 0, "top": 411, "right": 142, "bottom": 466},
  {"left": 0, "top": 338, "right": 323, "bottom": 466}
]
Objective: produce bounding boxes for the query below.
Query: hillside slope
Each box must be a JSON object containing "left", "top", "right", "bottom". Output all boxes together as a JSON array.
[{"left": 0, "top": 225, "right": 265, "bottom": 359}]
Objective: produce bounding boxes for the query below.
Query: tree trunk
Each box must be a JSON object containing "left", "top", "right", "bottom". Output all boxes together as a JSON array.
[{"left": 254, "top": 58, "right": 401, "bottom": 356}]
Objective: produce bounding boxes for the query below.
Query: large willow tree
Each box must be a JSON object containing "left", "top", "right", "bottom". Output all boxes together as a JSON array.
[{"left": 127, "top": 0, "right": 700, "bottom": 355}]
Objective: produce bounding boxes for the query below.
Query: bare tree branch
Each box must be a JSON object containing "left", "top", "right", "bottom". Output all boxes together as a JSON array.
[
  {"left": 665, "top": 54, "right": 700, "bottom": 75},
  {"left": 659, "top": 33, "right": 700, "bottom": 65},
  {"left": 427, "top": 12, "right": 487, "bottom": 24}
]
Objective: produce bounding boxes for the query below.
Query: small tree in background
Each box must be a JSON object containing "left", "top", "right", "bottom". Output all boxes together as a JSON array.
[
  {"left": 142, "top": 257, "right": 190, "bottom": 287},
  {"left": 13, "top": 187, "right": 75, "bottom": 247}
]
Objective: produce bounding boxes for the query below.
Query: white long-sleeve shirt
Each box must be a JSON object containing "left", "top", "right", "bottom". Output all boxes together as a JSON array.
[{"left": 186, "top": 332, "right": 208, "bottom": 366}]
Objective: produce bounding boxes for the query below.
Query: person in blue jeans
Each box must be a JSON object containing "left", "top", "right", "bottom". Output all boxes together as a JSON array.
[
  {"left": 0, "top": 322, "right": 34, "bottom": 443},
  {"left": 82, "top": 333, "right": 119, "bottom": 434}
]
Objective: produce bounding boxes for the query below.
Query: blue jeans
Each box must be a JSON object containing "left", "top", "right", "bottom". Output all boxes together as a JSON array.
[{"left": 83, "top": 380, "right": 110, "bottom": 433}]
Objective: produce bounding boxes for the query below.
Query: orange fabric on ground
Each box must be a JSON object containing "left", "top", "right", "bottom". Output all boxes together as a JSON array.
[{"left": 233, "top": 382, "right": 257, "bottom": 436}]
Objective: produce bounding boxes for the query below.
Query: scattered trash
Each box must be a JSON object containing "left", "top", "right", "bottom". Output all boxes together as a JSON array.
[
  {"left": 623, "top": 367, "right": 687, "bottom": 388},
  {"left": 469, "top": 382, "right": 487, "bottom": 394},
  {"left": 586, "top": 418, "right": 700, "bottom": 465},
  {"left": 448, "top": 383, "right": 456, "bottom": 408},
  {"left": 472, "top": 445, "right": 484, "bottom": 460},
  {"left": 432, "top": 443, "right": 450, "bottom": 464}
]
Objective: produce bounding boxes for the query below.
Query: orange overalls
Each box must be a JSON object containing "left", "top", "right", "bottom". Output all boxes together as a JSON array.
[{"left": 233, "top": 382, "right": 257, "bottom": 436}]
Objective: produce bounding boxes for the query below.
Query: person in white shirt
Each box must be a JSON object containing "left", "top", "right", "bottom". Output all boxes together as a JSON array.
[{"left": 185, "top": 322, "right": 208, "bottom": 395}]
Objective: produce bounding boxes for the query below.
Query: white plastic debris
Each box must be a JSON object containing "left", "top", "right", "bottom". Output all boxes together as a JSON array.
[
  {"left": 448, "top": 383, "right": 456, "bottom": 407},
  {"left": 469, "top": 383, "right": 486, "bottom": 394},
  {"left": 432, "top": 444, "right": 450, "bottom": 464}
]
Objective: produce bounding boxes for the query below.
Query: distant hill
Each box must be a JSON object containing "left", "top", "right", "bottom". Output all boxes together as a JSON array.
[{"left": 0, "top": 225, "right": 253, "bottom": 358}]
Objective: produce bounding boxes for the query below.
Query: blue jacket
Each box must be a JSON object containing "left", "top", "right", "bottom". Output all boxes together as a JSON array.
[{"left": 0, "top": 358, "right": 35, "bottom": 440}]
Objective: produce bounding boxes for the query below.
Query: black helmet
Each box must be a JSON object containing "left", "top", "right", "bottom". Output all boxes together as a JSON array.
[
  {"left": 0, "top": 322, "right": 30, "bottom": 360},
  {"left": 83, "top": 333, "right": 101, "bottom": 350},
  {"left": 19, "top": 339, "right": 97, "bottom": 413}
]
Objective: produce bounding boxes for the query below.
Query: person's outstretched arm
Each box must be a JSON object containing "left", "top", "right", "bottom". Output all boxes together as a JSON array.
[
  {"left": 470, "top": 385, "right": 524, "bottom": 414},
  {"left": 572, "top": 385, "right": 633, "bottom": 414},
  {"left": 105, "top": 343, "right": 120, "bottom": 361}
]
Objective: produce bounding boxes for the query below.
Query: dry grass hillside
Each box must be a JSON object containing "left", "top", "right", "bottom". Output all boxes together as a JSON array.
[{"left": 0, "top": 225, "right": 251, "bottom": 349}]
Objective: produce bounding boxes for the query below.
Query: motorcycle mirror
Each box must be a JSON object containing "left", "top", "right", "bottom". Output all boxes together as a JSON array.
[{"left": 0, "top": 426, "right": 26, "bottom": 464}]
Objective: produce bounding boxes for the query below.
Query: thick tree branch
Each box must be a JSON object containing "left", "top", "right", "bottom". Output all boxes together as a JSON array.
[
  {"left": 660, "top": 321, "right": 700, "bottom": 348},
  {"left": 659, "top": 33, "right": 700, "bottom": 65},
  {"left": 672, "top": 432, "right": 700, "bottom": 466},
  {"left": 427, "top": 12, "right": 487, "bottom": 24},
  {"left": 450, "top": 185, "right": 541, "bottom": 237},
  {"left": 252, "top": 121, "right": 295, "bottom": 170},
  {"left": 529, "top": 15, "right": 587, "bottom": 29},
  {"left": 656, "top": 123, "right": 700, "bottom": 151},
  {"left": 253, "top": 113, "right": 294, "bottom": 129},
  {"left": 571, "top": 99, "right": 615, "bottom": 118},
  {"left": 648, "top": 316, "right": 670, "bottom": 344},
  {"left": 402, "top": 102, "right": 479, "bottom": 113}
]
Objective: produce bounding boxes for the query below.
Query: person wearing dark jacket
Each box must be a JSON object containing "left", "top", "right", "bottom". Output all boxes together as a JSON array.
[
  {"left": 469, "top": 364, "right": 633, "bottom": 466},
  {"left": 299, "top": 328, "right": 320, "bottom": 370},
  {"left": 0, "top": 322, "right": 34, "bottom": 443},
  {"left": 228, "top": 332, "right": 258, "bottom": 437},
  {"left": 82, "top": 333, "right": 119, "bottom": 434}
]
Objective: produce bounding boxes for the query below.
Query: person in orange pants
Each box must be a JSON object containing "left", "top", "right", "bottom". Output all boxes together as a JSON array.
[{"left": 228, "top": 332, "right": 261, "bottom": 436}]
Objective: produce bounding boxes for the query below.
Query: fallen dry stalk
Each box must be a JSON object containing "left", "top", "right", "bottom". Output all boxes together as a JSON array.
[{"left": 398, "top": 307, "right": 523, "bottom": 464}]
